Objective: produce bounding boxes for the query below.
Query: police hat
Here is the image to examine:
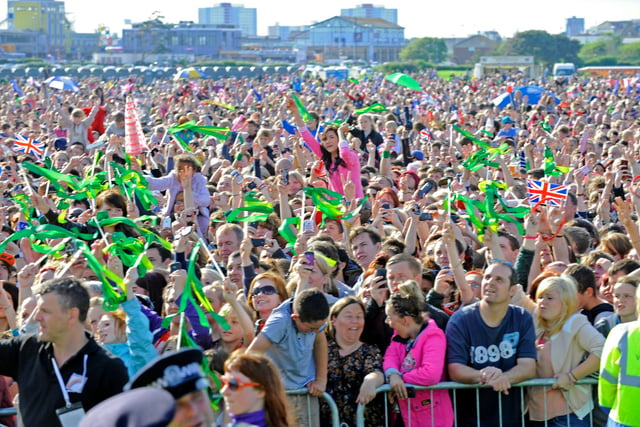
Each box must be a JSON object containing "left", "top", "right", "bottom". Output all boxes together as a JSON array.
[
  {"left": 79, "top": 388, "right": 175, "bottom": 427},
  {"left": 125, "top": 348, "right": 208, "bottom": 399}
]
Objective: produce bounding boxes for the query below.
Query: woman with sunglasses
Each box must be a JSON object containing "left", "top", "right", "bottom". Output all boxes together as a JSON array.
[
  {"left": 221, "top": 350, "right": 290, "bottom": 427},
  {"left": 247, "top": 272, "right": 289, "bottom": 333}
]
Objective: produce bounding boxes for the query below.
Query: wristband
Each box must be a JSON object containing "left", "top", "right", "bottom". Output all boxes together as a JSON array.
[
  {"left": 382, "top": 150, "right": 391, "bottom": 159},
  {"left": 568, "top": 371, "right": 578, "bottom": 383}
]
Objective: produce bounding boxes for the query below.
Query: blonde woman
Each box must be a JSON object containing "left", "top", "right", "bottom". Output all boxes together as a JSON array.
[
  {"left": 287, "top": 251, "right": 339, "bottom": 304},
  {"left": 527, "top": 276, "right": 605, "bottom": 427}
]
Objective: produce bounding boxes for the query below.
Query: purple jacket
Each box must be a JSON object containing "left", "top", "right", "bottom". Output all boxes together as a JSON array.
[
  {"left": 299, "top": 126, "right": 364, "bottom": 198},
  {"left": 383, "top": 318, "right": 453, "bottom": 427},
  {"left": 146, "top": 171, "right": 210, "bottom": 235}
]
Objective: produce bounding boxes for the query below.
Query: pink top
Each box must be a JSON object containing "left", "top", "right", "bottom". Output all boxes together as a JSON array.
[
  {"left": 299, "top": 126, "right": 364, "bottom": 198},
  {"left": 383, "top": 318, "right": 454, "bottom": 427}
]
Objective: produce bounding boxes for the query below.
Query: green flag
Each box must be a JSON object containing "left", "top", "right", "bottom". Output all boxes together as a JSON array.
[
  {"left": 544, "top": 147, "right": 570, "bottom": 177},
  {"left": 291, "top": 92, "right": 311, "bottom": 122},
  {"left": 354, "top": 102, "right": 387, "bottom": 115}
]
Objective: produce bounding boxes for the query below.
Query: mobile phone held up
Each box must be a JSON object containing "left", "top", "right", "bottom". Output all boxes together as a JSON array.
[
  {"left": 304, "top": 251, "right": 315, "bottom": 267},
  {"left": 162, "top": 216, "right": 172, "bottom": 229},
  {"left": 418, "top": 181, "right": 433, "bottom": 198},
  {"left": 419, "top": 212, "right": 433, "bottom": 221},
  {"left": 250, "top": 238, "right": 266, "bottom": 247},
  {"left": 230, "top": 170, "right": 243, "bottom": 184},
  {"left": 376, "top": 268, "right": 387, "bottom": 289},
  {"left": 281, "top": 168, "right": 289, "bottom": 185},
  {"left": 302, "top": 219, "right": 315, "bottom": 233}
]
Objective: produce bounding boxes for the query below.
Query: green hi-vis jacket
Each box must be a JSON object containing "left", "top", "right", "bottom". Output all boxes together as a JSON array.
[{"left": 599, "top": 321, "right": 640, "bottom": 427}]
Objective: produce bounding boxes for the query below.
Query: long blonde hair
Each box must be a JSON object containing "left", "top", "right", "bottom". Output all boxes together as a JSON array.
[
  {"left": 286, "top": 252, "right": 338, "bottom": 297},
  {"left": 535, "top": 275, "right": 579, "bottom": 336}
]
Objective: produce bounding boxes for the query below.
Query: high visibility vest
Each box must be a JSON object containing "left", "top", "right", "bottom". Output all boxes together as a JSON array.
[{"left": 599, "top": 321, "right": 640, "bottom": 427}]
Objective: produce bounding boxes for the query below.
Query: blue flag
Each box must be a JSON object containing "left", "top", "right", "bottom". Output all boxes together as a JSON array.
[{"left": 11, "top": 80, "right": 24, "bottom": 97}]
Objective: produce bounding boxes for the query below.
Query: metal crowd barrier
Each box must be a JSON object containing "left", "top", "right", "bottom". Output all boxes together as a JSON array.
[
  {"left": 287, "top": 388, "right": 341, "bottom": 427},
  {"left": 355, "top": 378, "right": 599, "bottom": 427},
  {"left": 0, "top": 379, "right": 598, "bottom": 427},
  {"left": 0, "top": 408, "right": 15, "bottom": 417}
]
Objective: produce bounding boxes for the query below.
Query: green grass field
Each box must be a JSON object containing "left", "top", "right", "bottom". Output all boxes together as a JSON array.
[{"left": 436, "top": 69, "right": 469, "bottom": 79}]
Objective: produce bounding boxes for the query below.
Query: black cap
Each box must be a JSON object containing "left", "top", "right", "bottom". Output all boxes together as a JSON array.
[
  {"left": 79, "top": 388, "right": 175, "bottom": 427},
  {"left": 125, "top": 348, "right": 208, "bottom": 399}
]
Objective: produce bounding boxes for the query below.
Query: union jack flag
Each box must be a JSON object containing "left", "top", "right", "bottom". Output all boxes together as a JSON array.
[
  {"left": 526, "top": 179, "right": 568, "bottom": 210},
  {"left": 13, "top": 134, "right": 45, "bottom": 158},
  {"left": 420, "top": 129, "right": 433, "bottom": 142}
]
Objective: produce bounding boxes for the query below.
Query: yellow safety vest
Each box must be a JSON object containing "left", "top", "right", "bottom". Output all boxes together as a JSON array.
[{"left": 599, "top": 321, "right": 640, "bottom": 427}]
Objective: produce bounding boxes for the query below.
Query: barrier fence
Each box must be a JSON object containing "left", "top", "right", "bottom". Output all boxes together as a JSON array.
[
  {"left": 286, "top": 388, "right": 341, "bottom": 427},
  {"left": 0, "top": 378, "right": 600, "bottom": 427},
  {"left": 356, "top": 378, "right": 600, "bottom": 427}
]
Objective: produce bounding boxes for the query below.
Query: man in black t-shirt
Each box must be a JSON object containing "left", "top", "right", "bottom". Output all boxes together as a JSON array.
[
  {"left": 0, "top": 277, "right": 128, "bottom": 427},
  {"left": 446, "top": 261, "right": 537, "bottom": 427}
]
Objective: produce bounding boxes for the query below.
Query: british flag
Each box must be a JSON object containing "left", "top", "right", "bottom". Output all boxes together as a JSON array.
[
  {"left": 420, "top": 129, "right": 433, "bottom": 142},
  {"left": 526, "top": 179, "right": 568, "bottom": 210},
  {"left": 13, "top": 134, "right": 45, "bottom": 158}
]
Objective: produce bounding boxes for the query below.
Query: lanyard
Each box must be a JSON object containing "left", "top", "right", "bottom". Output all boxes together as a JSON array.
[{"left": 51, "top": 354, "right": 88, "bottom": 408}]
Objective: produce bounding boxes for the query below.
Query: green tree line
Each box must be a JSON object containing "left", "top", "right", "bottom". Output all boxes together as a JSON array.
[{"left": 399, "top": 30, "right": 640, "bottom": 67}]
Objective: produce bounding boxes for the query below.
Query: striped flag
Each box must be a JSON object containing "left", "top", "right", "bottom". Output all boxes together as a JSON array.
[
  {"left": 526, "top": 179, "right": 568, "bottom": 210},
  {"left": 420, "top": 129, "right": 433, "bottom": 142},
  {"left": 519, "top": 149, "right": 527, "bottom": 171},
  {"left": 124, "top": 96, "right": 147, "bottom": 156},
  {"left": 13, "top": 134, "right": 45, "bottom": 158}
]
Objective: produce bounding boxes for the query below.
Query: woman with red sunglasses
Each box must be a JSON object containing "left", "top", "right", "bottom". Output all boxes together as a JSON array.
[{"left": 221, "top": 350, "right": 291, "bottom": 427}]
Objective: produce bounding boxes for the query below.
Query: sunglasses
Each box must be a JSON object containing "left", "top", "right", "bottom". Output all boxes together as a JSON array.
[
  {"left": 220, "top": 376, "right": 261, "bottom": 392},
  {"left": 252, "top": 285, "right": 278, "bottom": 296}
]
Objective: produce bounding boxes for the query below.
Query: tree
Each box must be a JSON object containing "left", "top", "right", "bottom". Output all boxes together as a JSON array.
[
  {"left": 498, "top": 30, "right": 581, "bottom": 66},
  {"left": 578, "top": 37, "right": 622, "bottom": 64},
  {"left": 619, "top": 42, "right": 640, "bottom": 65},
  {"left": 132, "top": 12, "right": 172, "bottom": 63},
  {"left": 399, "top": 37, "right": 447, "bottom": 64}
]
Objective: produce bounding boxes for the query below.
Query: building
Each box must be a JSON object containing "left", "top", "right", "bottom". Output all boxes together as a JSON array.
[
  {"left": 295, "top": 16, "right": 404, "bottom": 63},
  {"left": 198, "top": 3, "right": 257, "bottom": 36},
  {"left": 68, "top": 32, "right": 100, "bottom": 61},
  {"left": 267, "top": 24, "right": 308, "bottom": 41},
  {"left": 121, "top": 20, "right": 241, "bottom": 61},
  {"left": 341, "top": 4, "right": 397, "bottom": 25},
  {"left": 0, "top": 29, "right": 44, "bottom": 57},
  {"left": 587, "top": 20, "right": 640, "bottom": 37},
  {"left": 566, "top": 16, "right": 585, "bottom": 37},
  {"left": 453, "top": 35, "right": 498, "bottom": 65},
  {"left": 7, "top": 0, "right": 69, "bottom": 56},
  {"left": 220, "top": 35, "right": 299, "bottom": 62}
]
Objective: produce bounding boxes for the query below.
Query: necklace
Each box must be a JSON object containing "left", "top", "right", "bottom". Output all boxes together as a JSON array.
[{"left": 337, "top": 340, "right": 361, "bottom": 356}]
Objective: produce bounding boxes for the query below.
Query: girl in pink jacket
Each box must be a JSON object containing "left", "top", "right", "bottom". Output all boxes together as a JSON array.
[
  {"left": 287, "top": 97, "right": 363, "bottom": 198},
  {"left": 383, "top": 291, "right": 454, "bottom": 427}
]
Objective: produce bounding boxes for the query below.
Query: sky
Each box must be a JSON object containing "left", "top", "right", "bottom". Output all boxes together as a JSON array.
[{"left": 6, "top": 0, "right": 639, "bottom": 39}]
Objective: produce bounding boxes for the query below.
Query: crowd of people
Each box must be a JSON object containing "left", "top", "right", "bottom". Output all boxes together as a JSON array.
[{"left": 0, "top": 65, "right": 638, "bottom": 427}]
